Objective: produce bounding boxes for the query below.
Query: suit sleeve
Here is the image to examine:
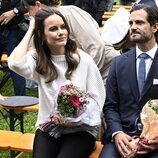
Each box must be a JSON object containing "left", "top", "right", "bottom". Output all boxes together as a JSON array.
[{"left": 103, "top": 57, "right": 123, "bottom": 140}]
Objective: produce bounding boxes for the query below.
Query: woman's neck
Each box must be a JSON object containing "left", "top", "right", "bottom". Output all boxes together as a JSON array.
[{"left": 50, "top": 46, "right": 65, "bottom": 55}]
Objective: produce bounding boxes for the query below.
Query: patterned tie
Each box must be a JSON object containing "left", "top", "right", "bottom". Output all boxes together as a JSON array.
[{"left": 138, "top": 53, "right": 149, "bottom": 95}]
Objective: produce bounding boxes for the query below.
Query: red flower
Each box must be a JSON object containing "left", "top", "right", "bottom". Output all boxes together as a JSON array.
[{"left": 70, "top": 96, "right": 80, "bottom": 107}]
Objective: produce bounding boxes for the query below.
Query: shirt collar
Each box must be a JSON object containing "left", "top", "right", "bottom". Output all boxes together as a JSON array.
[{"left": 136, "top": 43, "right": 158, "bottom": 60}]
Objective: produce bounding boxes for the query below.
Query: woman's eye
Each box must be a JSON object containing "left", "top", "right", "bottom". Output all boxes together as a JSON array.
[
  {"left": 49, "top": 27, "right": 57, "bottom": 32},
  {"left": 61, "top": 25, "right": 66, "bottom": 29}
]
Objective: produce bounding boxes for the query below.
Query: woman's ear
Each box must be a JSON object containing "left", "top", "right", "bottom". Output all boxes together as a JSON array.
[{"left": 42, "top": 35, "right": 46, "bottom": 46}]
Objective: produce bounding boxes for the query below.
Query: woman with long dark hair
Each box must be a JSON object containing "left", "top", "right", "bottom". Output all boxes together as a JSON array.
[
  {"left": 8, "top": 7, "right": 105, "bottom": 158},
  {"left": 21, "top": 0, "right": 120, "bottom": 86}
]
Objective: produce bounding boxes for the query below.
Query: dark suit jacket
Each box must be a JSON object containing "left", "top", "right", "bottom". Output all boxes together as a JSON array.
[
  {"left": 102, "top": 48, "right": 158, "bottom": 143},
  {"left": 0, "top": 0, "right": 27, "bottom": 31}
]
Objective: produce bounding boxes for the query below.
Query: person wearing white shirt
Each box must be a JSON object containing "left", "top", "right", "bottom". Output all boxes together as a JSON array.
[{"left": 8, "top": 7, "right": 105, "bottom": 158}]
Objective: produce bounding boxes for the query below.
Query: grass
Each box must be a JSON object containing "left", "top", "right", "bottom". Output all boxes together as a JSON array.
[{"left": 0, "top": 71, "right": 38, "bottom": 158}]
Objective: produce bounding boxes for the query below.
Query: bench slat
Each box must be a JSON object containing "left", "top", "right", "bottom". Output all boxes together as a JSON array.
[
  {"left": 89, "top": 141, "right": 103, "bottom": 158},
  {"left": 11, "top": 133, "right": 35, "bottom": 153},
  {"left": 0, "top": 130, "right": 22, "bottom": 150}
]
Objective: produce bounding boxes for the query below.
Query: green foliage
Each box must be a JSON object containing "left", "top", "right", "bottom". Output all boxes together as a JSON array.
[
  {"left": 58, "top": 95, "right": 76, "bottom": 117},
  {"left": 0, "top": 71, "right": 38, "bottom": 157},
  {"left": 148, "top": 100, "right": 158, "bottom": 114}
]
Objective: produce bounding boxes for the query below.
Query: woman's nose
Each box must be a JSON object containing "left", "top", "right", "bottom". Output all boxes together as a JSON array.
[{"left": 58, "top": 28, "right": 64, "bottom": 35}]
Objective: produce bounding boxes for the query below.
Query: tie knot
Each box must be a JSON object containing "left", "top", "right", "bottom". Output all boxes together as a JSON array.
[{"left": 138, "top": 53, "right": 149, "bottom": 59}]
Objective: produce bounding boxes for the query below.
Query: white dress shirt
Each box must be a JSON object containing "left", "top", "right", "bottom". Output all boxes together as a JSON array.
[{"left": 136, "top": 44, "right": 158, "bottom": 79}]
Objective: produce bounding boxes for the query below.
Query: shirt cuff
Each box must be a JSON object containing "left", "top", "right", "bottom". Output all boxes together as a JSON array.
[{"left": 111, "top": 131, "right": 123, "bottom": 142}]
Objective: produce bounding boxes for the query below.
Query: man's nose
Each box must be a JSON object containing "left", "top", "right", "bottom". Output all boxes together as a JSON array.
[{"left": 130, "top": 22, "right": 137, "bottom": 30}]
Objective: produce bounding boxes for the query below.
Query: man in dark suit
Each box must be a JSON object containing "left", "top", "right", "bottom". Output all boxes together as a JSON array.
[
  {"left": 0, "top": 0, "right": 27, "bottom": 95},
  {"left": 61, "top": 0, "right": 114, "bottom": 27},
  {"left": 99, "top": 4, "right": 158, "bottom": 158}
]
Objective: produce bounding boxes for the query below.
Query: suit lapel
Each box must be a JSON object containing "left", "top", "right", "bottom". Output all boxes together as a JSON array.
[
  {"left": 127, "top": 49, "right": 139, "bottom": 102},
  {"left": 140, "top": 49, "right": 158, "bottom": 99}
]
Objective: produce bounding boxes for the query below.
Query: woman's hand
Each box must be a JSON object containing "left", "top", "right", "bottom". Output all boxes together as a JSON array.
[
  {"left": 51, "top": 112, "right": 63, "bottom": 124},
  {"left": 50, "top": 112, "right": 78, "bottom": 127},
  {"left": 137, "top": 137, "right": 158, "bottom": 155}
]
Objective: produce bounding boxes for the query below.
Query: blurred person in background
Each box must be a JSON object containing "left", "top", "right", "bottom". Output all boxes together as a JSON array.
[
  {"left": 21, "top": 0, "right": 120, "bottom": 85},
  {"left": 61, "top": 0, "right": 115, "bottom": 27},
  {"left": 101, "top": 8, "right": 135, "bottom": 53},
  {"left": 134, "top": 0, "right": 158, "bottom": 10},
  {"left": 119, "top": 0, "right": 133, "bottom": 5},
  {"left": 0, "top": 0, "right": 27, "bottom": 95},
  {"left": 61, "top": 0, "right": 75, "bottom": 4}
]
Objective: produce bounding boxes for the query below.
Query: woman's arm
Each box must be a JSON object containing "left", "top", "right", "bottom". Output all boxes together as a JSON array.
[
  {"left": 11, "top": 17, "right": 35, "bottom": 63},
  {"left": 7, "top": 17, "right": 37, "bottom": 80},
  {"left": 81, "top": 53, "right": 106, "bottom": 126}
]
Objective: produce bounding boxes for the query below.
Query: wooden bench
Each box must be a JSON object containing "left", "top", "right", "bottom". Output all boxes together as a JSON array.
[
  {"left": 0, "top": 130, "right": 103, "bottom": 158},
  {"left": 102, "top": 5, "right": 131, "bottom": 20},
  {"left": 10, "top": 133, "right": 35, "bottom": 153},
  {"left": 89, "top": 141, "right": 103, "bottom": 158},
  {"left": 0, "top": 130, "right": 23, "bottom": 150},
  {"left": 0, "top": 53, "right": 11, "bottom": 91},
  {"left": 112, "top": 5, "right": 131, "bottom": 12},
  {"left": 101, "top": 5, "right": 132, "bottom": 26},
  {"left": 1, "top": 53, "right": 7, "bottom": 62},
  {"left": 102, "top": 11, "right": 115, "bottom": 21}
]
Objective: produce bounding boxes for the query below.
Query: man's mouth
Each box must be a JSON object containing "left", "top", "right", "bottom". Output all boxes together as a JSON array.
[{"left": 131, "top": 31, "right": 140, "bottom": 35}]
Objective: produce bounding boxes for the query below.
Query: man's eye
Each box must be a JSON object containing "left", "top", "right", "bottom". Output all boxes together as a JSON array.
[
  {"left": 136, "top": 21, "right": 143, "bottom": 25},
  {"left": 129, "top": 21, "right": 133, "bottom": 26}
]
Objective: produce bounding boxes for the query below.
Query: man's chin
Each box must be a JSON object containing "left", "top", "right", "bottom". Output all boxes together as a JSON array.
[{"left": 130, "top": 36, "right": 143, "bottom": 43}]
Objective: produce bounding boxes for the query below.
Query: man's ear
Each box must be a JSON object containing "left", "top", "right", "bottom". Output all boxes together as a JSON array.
[
  {"left": 152, "top": 22, "right": 158, "bottom": 33},
  {"left": 35, "top": 1, "right": 42, "bottom": 9},
  {"left": 35, "top": 1, "right": 47, "bottom": 9}
]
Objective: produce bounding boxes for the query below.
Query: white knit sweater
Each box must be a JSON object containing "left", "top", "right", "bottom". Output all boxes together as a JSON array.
[{"left": 8, "top": 49, "right": 105, "bottom": 128}]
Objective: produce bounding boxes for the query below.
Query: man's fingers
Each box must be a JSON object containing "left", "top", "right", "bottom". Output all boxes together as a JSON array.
[{"left": 117, "top": 140, "right": 131, "bottom": 157}]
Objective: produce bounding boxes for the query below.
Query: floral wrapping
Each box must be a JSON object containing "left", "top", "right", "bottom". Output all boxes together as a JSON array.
[
  {"left": 39, "top": 80, "right": 91, "bottom": 138},
  {"left": 126, "top": 99, "right": 158, "bottom": 158}
]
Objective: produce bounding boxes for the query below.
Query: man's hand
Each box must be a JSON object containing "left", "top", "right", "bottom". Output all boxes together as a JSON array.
[
  {"left": 137, "top": 137, "right": 158, "bottom": 155},
  {"left": 114, "top": 132, "right": 133, "bottom": 157},
  {"left": 0, "top": 10, "right": 16, "bottom": 25}
]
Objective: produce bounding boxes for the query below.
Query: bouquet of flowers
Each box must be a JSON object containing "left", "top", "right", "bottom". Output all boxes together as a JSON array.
[
  {"left": 57, "top": 84, "right": 89, "bottom": 117},
  {"left": 126, "top": 99, "right": 158, "bottom": 158},
  {"left": 39, "top": 81, "right": 91, "bottom": 138},
  {"left": 48, "top": 81, "right": 90, "bottom": 127}
]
